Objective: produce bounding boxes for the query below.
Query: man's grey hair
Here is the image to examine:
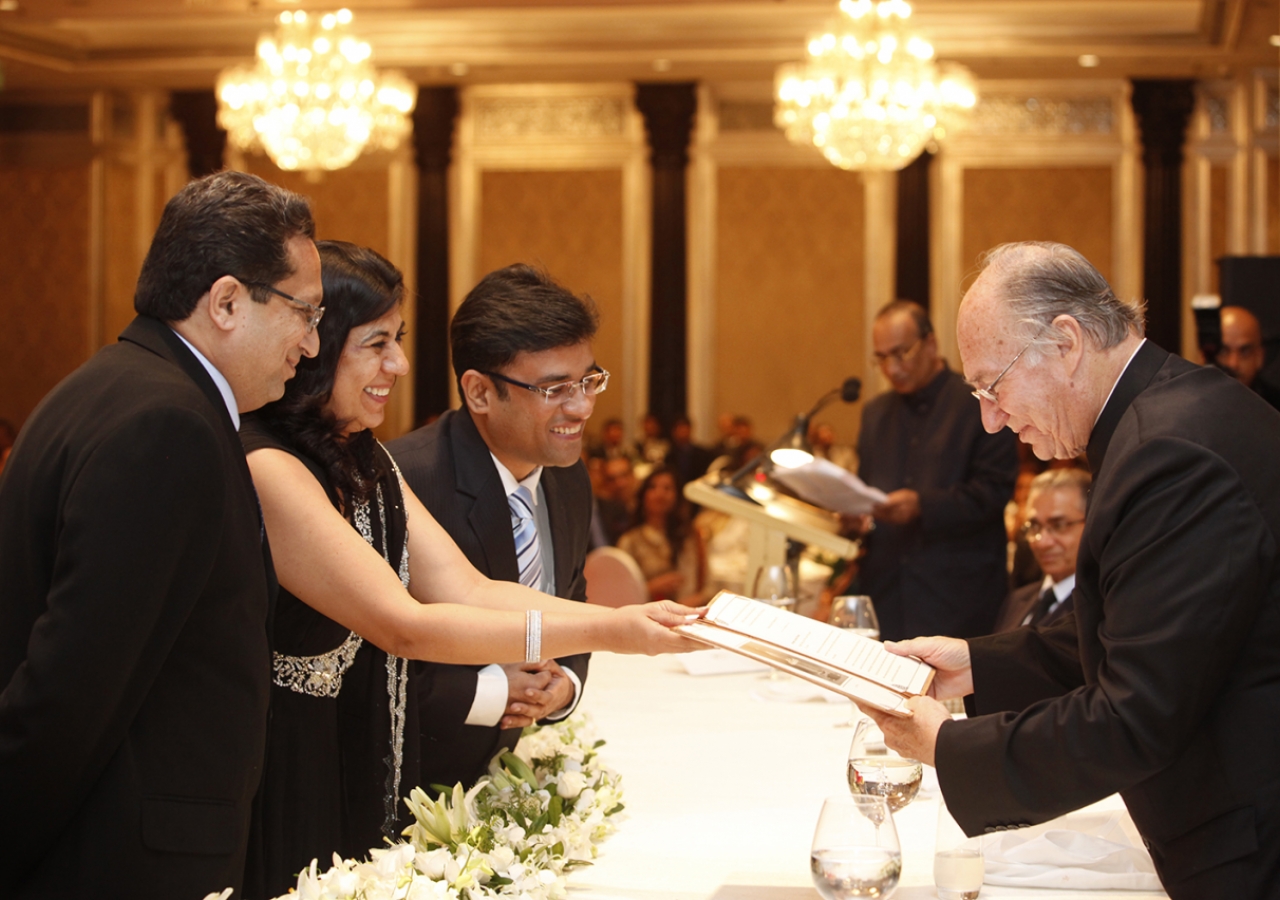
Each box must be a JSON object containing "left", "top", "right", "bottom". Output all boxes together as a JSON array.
[
  {"left": 1026, "top": 466, "right": 1091, "bottom": 512},
  {"left": 977, "top": 242, "right": 1145, "bottom": 352}
]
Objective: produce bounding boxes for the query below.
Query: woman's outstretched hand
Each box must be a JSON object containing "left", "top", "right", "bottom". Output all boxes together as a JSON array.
[{"left": 607, "top": 601, "right": 708, "bottom": 655}]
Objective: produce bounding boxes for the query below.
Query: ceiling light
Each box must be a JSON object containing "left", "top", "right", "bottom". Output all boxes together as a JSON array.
[
  {"left": 775, "top": 0, "right": 977, "bottom": 171},
  {"left": 1078, "top": 54, "right": 1100, "bottom": 68},
  {"left": 216, "top": 9, "right": 417, "bottom": 172}
]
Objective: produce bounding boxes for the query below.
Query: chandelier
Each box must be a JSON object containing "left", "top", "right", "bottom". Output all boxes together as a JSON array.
[
  {"left": 775, "top": 0, "right": 977, "bottom": 171},
  {"left": 217, "top": 9, "right": 417, "bottom": 172}
]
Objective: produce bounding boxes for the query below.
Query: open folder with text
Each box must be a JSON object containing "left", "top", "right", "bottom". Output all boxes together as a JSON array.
[{"left": 677, "top": 592, "right": 934, "bottom": 716}]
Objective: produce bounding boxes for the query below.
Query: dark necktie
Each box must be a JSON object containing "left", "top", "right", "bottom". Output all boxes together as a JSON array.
[{"left": 1025, "top": 586, "right": 1057, "bottom": 627}]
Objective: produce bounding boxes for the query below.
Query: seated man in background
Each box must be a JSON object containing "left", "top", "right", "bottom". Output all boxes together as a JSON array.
[
  {"left": 993, "top": 467, "right": 1089, "bottom": 632},
  {"left": 1213, "top": 305, "right": 1280, "bottom": 411}
]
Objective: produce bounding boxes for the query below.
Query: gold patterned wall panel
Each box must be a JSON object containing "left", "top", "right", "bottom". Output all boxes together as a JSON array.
[
  {"left": 1209, "top": 166, "right": 1229, "bottom": 295},
  {"left": 243, "top": 157, "right": 391, "bottom": 257},
  {"left": 715, "top": 167, "right": 866, "bottom": 447},
  {"left": 961, "top": 168, "right": 1114, "bottom": 291},
  {"left": 1269, "top": 157, "right": 1279, "bottom": 255},
  {"left": 103, "top": 162, "right": 139, "bottom": 344},
  {"left": 477, "top": 169, "right": 625, "bottom": 433},
  {"left": 0, "top": 165, "right": 91, "bottom": 429}
]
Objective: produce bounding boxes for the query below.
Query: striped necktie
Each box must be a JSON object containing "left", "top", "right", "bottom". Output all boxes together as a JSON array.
[{"left": 509, "top": 485, "right": 544, "bottom": 590}]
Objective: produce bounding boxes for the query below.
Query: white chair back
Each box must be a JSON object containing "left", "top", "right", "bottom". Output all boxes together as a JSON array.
[{"left": 584, "top": 546, "right": 649, "bottom": 607}]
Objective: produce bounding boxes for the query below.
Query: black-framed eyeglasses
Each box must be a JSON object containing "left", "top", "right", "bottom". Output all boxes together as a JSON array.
[
  {"left": 1020, "top": 517, "right": 1085, "bottom": 540},
  {"left": 483, "top": 368, "right": 610, "bottom": 404},
  {"left": 237, "top": 278, "right": 325, "bottom": 333},
  {"left": 970, "top": 328, "right": 1045, "bottom": 404},
  {"left": 873, "top": 336, "right": 924, "bottom": 368}
]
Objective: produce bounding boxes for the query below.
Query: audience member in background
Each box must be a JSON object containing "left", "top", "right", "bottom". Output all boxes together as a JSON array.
[
  {"left": 665, "top": 415, "right": 714, "bottom": 488},
  {"left": 635, "top": 413, "right": 670, "bottom": 466},
  {"left": 595, "top": 456, "right": 637, "bottom": 545},
  {"left": 1214, "top": 305, "right": 1280, "bottom": 410},
  {"left": 852, "top": 299, "right": 1019, "bottom": 641},
  {"left": 993, "top": 468, "right": 1089, "bottom": 631},
  {"left": 709, "top": 412, "right": 738, "bottom": 462},
  {"left": 618, "top": 467, "right": 706, "bottom": 605},
  {"left": 1005, "top": 444, "right": 1049, "bottom": 590},
  {"left": 589, "top": 417, "right": 630, "bottom": 460},
  {"left": 809, "top": 421, "right": 857, "bottom": 472},
  {"left": 726, "top": 414, "right": 763, "bottom": 470},
  {"left": 0, "top": 418, "right": 15, "bottom": 475}
]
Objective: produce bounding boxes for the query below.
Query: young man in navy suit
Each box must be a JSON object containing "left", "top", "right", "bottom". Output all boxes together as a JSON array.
[{"left": 388, "top": 264, "right": 603, "bottom": 791}]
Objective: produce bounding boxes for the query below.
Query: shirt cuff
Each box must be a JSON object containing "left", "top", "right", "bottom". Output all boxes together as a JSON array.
[
  {"left": 464, "top": 664, "right": 508, "bottom": 727},
  {"left": 542, "top": 666, "right": 583, "bottom": 721}
]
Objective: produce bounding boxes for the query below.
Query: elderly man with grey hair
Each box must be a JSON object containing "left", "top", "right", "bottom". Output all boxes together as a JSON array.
[{"left": 865, "top": 241, "right": 1280, "bottom": 898}]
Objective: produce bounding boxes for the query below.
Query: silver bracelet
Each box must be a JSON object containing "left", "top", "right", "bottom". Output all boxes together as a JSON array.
[{"left": 525, "top": 609, "right": 542, "bottom": 663}]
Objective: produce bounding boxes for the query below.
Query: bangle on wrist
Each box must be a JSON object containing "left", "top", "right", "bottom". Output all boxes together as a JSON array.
[{"left": 525, "top": 609, "right": 542, "bottom": 662}]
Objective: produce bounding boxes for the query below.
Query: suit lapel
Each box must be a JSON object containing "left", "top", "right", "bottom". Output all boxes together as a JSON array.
[
  {"left": 450, "top": 408, "right": 521, "bottom": 582},
  {"left": 1086, "top": 339, "right": 1168, "bottom": 473},
  {"left": 540, "top": 470, "right": 574, "bottom": 598}
]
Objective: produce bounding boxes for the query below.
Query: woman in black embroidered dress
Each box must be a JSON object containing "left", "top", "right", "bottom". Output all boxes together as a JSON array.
[{"left": 241, "top": 242, "right": 693, "bottom": 898}]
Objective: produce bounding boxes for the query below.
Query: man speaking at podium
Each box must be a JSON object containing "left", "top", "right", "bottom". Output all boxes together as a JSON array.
[
  {"left": 853, "top": 300, "right": 1018, "bottom": 641},
  {"left": 871, "top": 242, "right": 1280, "bottom": 898}
]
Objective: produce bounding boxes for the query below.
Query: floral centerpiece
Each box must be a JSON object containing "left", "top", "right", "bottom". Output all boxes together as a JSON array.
[{"left": 255, "top": 714, "right": 624, "bottom": 900}]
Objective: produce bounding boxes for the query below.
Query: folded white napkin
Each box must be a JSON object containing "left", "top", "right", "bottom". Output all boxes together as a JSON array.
[
  {"left": 983, "top": 802, "right": 1162, "bottom": 890},
  {"left": 677, "top": 648, "right": 769, "bottom": 676}
]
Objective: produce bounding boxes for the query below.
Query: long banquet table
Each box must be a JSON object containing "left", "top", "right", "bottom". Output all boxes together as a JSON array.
[{"left": 571, "top": 652, "right": 1168, "bottom": 900}]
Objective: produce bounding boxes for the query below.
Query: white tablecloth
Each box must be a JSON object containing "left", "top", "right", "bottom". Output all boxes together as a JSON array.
[{"left": 571, "top": 652, "right": 1168, "bottom": 900}]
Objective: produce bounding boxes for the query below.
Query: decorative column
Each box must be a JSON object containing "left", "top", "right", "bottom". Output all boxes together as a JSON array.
[
  {"left": 412, "top": 86, "right": 460, "bottom": 425},
  {"left": 169, "top": 90, "right": 226, "bottom": 179},
  {"left": 895, "top": 150, "right": 932, "bottom": 308},
  {"left": 1131, "top": 80, "right": 1194, "bottom": 354},
  {"left": 635, "top": 83, "right": 696, "bottom": 428}
]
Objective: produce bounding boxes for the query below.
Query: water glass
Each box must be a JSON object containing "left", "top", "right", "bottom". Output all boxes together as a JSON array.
[
  {"left": 829, "top": 595, "right": 880, "bottom": 639},
  {"left": 811, "top": 794, "right": 901, "bottom": 900},
  {"left": 934, "top": 800, "right": 984, "bottom": 900}
]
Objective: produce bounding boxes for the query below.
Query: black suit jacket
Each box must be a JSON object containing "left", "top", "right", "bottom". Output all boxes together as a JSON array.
[
  {"left": 0, "top": 316, "right": 275, "bottom": 898},
  {"left": 937, "top": 341, "right": 1280, "bottom": 897},
  {"left": 855, "top": 366, "right": 1019, "bottom": 640},
  {"left": 387, "top": 408, "right": 592, "bottom": 790},
  {"left": 991, "top": 581, "right": 1042, "bottom": 633}
]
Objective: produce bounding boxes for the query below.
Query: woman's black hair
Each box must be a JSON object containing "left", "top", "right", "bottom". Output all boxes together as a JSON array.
[
  {"left": 256, "top": 240, "right": 404, "bottom": 506},
  {"left": 631, "top": 466, "right": 690, "bottom": 567}
]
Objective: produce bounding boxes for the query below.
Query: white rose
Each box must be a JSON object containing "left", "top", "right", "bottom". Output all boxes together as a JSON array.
[{"left": 556, "top": 770, "right": 587, "bottom": 800}]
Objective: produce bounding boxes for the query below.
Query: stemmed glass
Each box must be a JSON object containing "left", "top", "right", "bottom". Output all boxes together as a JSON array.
[
  {"left": 751, "top": 563, "right": 797, "bottom": 613},
  {"left": 847, "top": 719, "right": 923, "bottom": 813},
  {"left": 829, "top": 595, "right": 879, "bottom": 639},
  {"left": 811, "top": 794, "right": 902, "bottom": 900}
]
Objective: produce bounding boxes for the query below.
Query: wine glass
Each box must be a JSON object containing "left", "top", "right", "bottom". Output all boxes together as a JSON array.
[
  {"left": 829, "top": 595, "right": 879, "bottom": 639},
  {"left": 810, "top": 794, "right": 901, "bottom": 900},
  {"left": 751, "top": 563, "right": 797, "bottom": 613},
  {"left": 847, "top": 720, "right": 923, "bottom": 813}
]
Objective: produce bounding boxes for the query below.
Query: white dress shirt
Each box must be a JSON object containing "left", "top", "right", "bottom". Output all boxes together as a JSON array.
[{"left": 465, "top": 453, "right": 583, "bottom": 726}]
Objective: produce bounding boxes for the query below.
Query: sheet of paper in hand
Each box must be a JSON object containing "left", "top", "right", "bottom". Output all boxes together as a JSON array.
[{"left": 676, "top": 592, "right": 934, "bottom": 716}]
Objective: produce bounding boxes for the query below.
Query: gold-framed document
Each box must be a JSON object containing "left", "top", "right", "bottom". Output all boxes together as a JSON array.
[{"left": 677, "top": 592, "right": 934, "bottom": 716}]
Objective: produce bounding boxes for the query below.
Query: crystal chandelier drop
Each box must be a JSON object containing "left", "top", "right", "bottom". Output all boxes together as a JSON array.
[
  {"left": 775, "top": 0, "right": 977, "bottom": 171},
  {"left": 217, "top": 9, "right": 417, "bottom": 172}
]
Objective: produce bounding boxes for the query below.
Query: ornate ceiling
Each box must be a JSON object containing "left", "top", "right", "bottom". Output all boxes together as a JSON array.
[{"left": 1, "top": 0, "right": 1276, "bottom": 94}]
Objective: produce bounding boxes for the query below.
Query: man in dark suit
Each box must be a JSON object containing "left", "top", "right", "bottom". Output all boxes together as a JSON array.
[
  {"left": 0, "top": 171, "right": 320, "bottom": 898},
  {"left": 854, "top": 300, "right": 1019, "bottom": 640},
  {"left": 388, "top": 265, "right": 602, "bottom": 791},
  {"left": 992, "top": 467, "right": 1089, "bottom": 632},
  {"left": 869, "top": 242, "right": 1280, "bottom": 898}
]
